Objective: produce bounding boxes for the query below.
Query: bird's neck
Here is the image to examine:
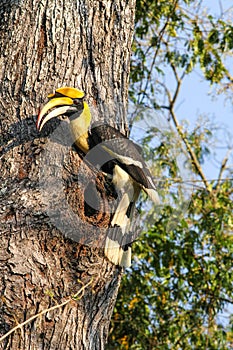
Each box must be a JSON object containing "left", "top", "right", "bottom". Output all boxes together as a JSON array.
[{"left": 70, "top": 102, "right": 91, "bottom": 153}]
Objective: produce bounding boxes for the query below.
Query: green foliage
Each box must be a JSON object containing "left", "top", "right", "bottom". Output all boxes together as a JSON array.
[
  {"left": 108, "top": 184, "right": 233, "bottom": 349},
  {"left": 107, "top": 0, "right": 233, "bottom": 349},
  {"left": 186, "top": 124, "right": 211, "bottom": 165}
]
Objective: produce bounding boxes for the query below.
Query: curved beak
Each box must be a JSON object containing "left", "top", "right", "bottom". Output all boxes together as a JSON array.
[
  {"left": 36, "top": 97, "right": 74, "bottom": 131},
  {"left": 36, "top": 87, "right": 85, "bottom": 132}
]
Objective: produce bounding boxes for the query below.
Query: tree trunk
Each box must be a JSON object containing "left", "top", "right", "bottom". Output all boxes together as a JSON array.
[{"left": 0, "top": 0, "right": 135, "bottom": 349}]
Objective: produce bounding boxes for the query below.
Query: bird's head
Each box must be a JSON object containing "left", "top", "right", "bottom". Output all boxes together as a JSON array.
[{"left": 36, "top": 87, "right": 89, "bottom": 132}]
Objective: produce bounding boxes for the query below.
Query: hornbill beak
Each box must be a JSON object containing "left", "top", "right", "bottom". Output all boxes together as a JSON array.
[{"left": 36, "top": 87, "right": 85, "bottom": 131}]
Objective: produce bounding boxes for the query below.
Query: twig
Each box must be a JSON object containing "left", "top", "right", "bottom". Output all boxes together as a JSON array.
[
  {"left": 216, "top": 150, "right": 231, "bottom": 190},
  {"left": 165, "top": 61, "right": 210, "bottom": 190},
  {"left": 170, "top": 107, "right": 210, "bottom": 190},
  {"left": 0, "top": 279, "right": 93, "bottom": 343}
]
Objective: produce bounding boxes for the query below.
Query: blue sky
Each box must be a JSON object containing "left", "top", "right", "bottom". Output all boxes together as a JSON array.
[
  {"left": 169, "top": 0, "right": 233, "bottom": 181},
  {"left": 175, "top": 67, "right": 233, "bottom": 180}
]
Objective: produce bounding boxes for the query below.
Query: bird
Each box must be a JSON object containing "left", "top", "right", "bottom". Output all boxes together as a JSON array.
[{"left": 37, "top": 86, "right": 159, "bottom": 268}]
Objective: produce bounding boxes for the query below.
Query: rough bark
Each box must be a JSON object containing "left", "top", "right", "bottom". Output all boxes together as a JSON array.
[{"left": 0, "top": 0, "right": 135, "bottom": 349}]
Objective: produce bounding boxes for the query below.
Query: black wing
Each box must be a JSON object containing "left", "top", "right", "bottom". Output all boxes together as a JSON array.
[{"left": 89, "top": 124, "right": 156, "bottom": 191}]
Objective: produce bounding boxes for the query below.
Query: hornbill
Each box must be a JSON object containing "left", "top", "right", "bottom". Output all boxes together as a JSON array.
[{"left": 37, "top": 87, "right": 159, "bottom": 267}]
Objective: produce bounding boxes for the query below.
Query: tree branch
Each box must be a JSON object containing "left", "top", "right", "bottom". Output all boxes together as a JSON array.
[
  {"left": 216, "top": 150, "right": 231, "bottom": 190},
  {"left": 167, "top": 62, "right": 210, "bottom": 190}
]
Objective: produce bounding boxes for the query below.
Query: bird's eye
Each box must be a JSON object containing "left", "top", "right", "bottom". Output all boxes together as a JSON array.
[
  {"left": 73, "top": 99, "right": 84, "bottom": 110},
  {"left": 73, "top": 99, "right": 80, "bottom": 105}
]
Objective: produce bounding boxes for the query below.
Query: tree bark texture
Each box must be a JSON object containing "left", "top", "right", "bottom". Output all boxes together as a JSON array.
[{"left": 0, "top": 0, "right": 135, "bottom": 349}]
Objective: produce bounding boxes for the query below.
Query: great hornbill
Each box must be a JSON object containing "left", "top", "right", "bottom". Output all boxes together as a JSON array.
[{"left": 37, "top": 87, "right": 159, "bottom": 268}]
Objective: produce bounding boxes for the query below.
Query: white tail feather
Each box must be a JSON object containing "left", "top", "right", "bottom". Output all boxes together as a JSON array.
[
  {"left": 143, "top": 187, "right": 160, "bottom": 204},
  {"left": 104, "top": 237, "right": 131, "bottom": 268},
  {"left": 111, "top": 193, "right": 131, "bottom": 233},
  {"left": 105, "top": 165, "right": 159, "bottom": 267},
  {"left": 105, "top": 167, "right": 140, "bottom": 267}
]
